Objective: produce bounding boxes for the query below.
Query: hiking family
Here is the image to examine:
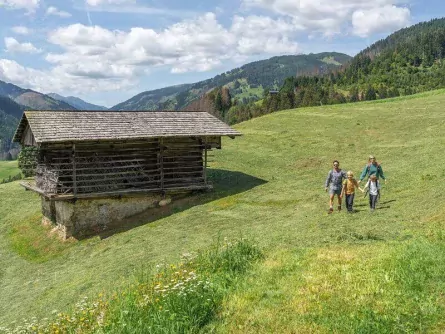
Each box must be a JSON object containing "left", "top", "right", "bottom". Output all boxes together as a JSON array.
[{"left": 324, "top": 155, "right": 386, "bottom": 213}]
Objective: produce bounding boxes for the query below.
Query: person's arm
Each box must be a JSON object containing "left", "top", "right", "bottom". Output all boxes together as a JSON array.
[
  {"left": 325, "top": 170, "right": 332, "bottom": 191},
  {"left": 341, "top": 181, "right": 346, "bottom": 197},
  {"left": 355, "top": 179, "right": 364, "bottom": 193},
  {"left": 378, "top": 165, "right": 387, "bottom": 182},
  {"left": 359, "top": 165, "right": 368, "bottom": 182},
  {"left": 363, "top": 180, "right": 370, "bottom": 191}
]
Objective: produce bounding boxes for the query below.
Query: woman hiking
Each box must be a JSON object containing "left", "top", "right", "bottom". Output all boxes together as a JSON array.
[
  {"left": 324, "top": 160, "right": 347, "bottom": 214},
  {"left": 358, "top": 155, "right": 387, "bottom": 184}
]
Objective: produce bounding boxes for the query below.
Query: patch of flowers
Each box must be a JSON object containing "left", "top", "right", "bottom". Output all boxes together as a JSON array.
[
  {"left": 0, "top": 295, "right": 108, "bottom": 334},
  {"left": 1, "top": 238, "right": 262, "bottom": 334}
]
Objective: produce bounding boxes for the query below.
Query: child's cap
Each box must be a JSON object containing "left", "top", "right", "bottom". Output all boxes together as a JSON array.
[
  {"left": 370, "top": 174, "right": 377, "bottom": 180},
  {"left": 347, "top": 171, "right": 354, "bottom": 177}
]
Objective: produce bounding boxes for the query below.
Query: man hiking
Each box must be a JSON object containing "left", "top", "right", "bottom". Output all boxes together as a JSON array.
[
  {"left": 325, "top": 160, "right": 347, "bottom": 214},
  {"left": 358, "top": 155, "right": 387, "bottom": 184}
]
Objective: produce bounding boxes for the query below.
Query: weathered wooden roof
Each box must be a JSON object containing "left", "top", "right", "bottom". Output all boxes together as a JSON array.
[{"left": 13, "top": 111, "right": 242, "bottom": 144}]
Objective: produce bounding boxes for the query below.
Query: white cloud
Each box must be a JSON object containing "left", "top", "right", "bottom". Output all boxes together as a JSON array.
[
  {"left": 0, "top": 59, "right": 135, "bottom": 95},
  {"left": 0, "top": 0, "right": 39, "bottom": 12},
  {"left": 45, "top": 14, "right": 235, "bottom": 75},
  {"left": 242, "top": 0, "right": 411, "bottom": 36},
  {"left": 4, "top": 37, "right": 42, "bottom": 54},
  {"left": 46, "top": 6, "right": 72, "bottom": 18},
  {"left": 0, "top": 12, "right": 302, "bottom": 95},
  {"left": 231, "top": 15, "right": 300, "bottom": 55},
  {"left": 352, "top": 5, "right": 410, "bottom": 37},
  {"left": 86, "top": 0, "right": 135, "bottom": 5},
  {"left": 11, "top": 26, "right": 31, "bottom": 35},
  {"left": 45, "top": 13, "right": 300, "bottom": 77}
]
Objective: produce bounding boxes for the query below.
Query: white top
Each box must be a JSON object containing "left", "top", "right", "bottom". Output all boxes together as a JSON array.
[{"left": 365, "top": 180, "right": 380, "bottom": 196}]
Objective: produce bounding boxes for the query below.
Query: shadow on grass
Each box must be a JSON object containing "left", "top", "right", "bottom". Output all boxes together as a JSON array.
[
  {"left": 355, "top": 199, "right": 396, "bottom": 208},
  {"left": 379, "top": 199, "right": 396, "bottom": 205},
  {"left": 92, "top": 169, "right": 268, "bottom": 240}
]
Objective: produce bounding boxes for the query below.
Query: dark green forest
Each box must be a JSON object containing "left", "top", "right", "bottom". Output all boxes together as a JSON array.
[
  {"left": 227, "top": 18, "right": 445, "bottom": 124},
  {"left": 0, "top": 96, "right": 23, "bottom": 155}
]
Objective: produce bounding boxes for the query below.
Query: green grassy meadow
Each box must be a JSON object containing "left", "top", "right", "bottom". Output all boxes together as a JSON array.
[
  {"left": 0, "top": 160, "right": 20, "bottom": 180},
  {"left": 2, "top": 90, "right": 445, "bottom": 331}
]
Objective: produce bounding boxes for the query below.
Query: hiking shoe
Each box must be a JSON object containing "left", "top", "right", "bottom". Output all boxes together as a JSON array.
[
  {"left": 338, "top": 205, "right": 342, "bottom": 211},
  {"left": 328, "top": 208, "right": 334, "bottom": 214}
]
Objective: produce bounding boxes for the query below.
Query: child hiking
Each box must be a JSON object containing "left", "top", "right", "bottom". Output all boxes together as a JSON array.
[
  {"left": 324, "top": 160, "right": 347, "bottom": 214},
  {"left": 362, "top": 174, "right": 381, "bottom": 212},
  {"left": 341, "top": 171, "right": 362, "bottom": 213}
]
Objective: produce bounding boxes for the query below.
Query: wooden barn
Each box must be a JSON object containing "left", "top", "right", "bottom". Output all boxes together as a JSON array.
[{"left": 13, "top": 110, "right": 241, "bottom": 238}]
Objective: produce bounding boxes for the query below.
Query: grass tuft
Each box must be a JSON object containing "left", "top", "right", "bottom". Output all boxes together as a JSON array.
[{"left": 214, "top": 240, "right": 445, "bottom": 333}]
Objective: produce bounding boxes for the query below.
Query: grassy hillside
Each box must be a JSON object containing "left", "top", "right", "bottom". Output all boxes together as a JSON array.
[
  {"left": 0, "top": 160, "right": 20, "bottom": 180},
  {"left": 2, "top": 90, "right": 445, "bottom": 331}
]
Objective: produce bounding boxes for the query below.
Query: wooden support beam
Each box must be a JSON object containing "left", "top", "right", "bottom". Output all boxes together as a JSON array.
[
  {"left": 160, "top": 137, "right": 164, "bottom": 190},
  {"left": 204, "top": 136, "right": 207, "bottom": 186},
  {"left": 20, "top": 182, "right": 51, "bottom": 197},
  {"left": 72, "top": 143, "right": 77, "bottom": 196},
  {"left": 58, "top": 179, "right": 161, "bottom": 190},
  {"left": 51, "top": 184, "right": 213, "bottom": 201}
]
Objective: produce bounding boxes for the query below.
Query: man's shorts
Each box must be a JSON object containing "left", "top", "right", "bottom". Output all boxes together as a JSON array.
[{"left": 329, "top": 188, "right": 342, "bottom": 195}]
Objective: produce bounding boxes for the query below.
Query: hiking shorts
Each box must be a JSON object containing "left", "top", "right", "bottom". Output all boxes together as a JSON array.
[{"left": 329, "top": 188, "right": 342, "bottom": 195}]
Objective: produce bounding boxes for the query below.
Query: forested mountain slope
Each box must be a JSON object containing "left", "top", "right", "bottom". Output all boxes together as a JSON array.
[
  {"left": 227, "top": 18, "right": 445, "bottom": 124},
  {"left": 111, "top": 52, "right": 351, "bottom": 111}
]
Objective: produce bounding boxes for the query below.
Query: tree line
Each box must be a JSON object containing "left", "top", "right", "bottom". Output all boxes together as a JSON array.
[{"left": 225, "top": 18, "right": 445, "bottom": 125}]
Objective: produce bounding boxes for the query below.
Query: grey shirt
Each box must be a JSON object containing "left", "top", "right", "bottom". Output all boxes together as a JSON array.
[{"left": 325, "top": 169, "right": 347, "bottom": 190}]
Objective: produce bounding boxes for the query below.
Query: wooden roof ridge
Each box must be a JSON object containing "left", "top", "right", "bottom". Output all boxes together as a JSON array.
[{"left": 13, "top": 110, "right": 242, "bottom": 144}]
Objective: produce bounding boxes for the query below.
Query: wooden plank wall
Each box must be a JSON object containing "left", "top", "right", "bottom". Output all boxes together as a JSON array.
[{"left": 36, "top": 137, "right": 212, "bottom": 196}]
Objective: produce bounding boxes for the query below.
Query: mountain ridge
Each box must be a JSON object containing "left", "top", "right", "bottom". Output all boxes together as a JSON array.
[
  {"left": 0, "top": 80, "right": 76, "bottom": 111},
  {"left": 110, "top": 52, "right": 351, "bottom": 111},
  {"left": 48, "top": 93, "right": 108, "bottom": 110}
]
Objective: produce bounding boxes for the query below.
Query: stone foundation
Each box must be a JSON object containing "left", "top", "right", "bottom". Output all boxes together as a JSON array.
[{"left": 42, "top": 194, "right": 168, "bottom": 239}]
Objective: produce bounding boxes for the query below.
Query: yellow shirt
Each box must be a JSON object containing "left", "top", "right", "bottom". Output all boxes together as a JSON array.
[{"left": 343, "top": 178, "right": 359, "bottom": 194}]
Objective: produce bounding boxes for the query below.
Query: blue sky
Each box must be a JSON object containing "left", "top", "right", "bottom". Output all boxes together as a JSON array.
[{"left": 0, "top": 0, "right": 444, "bottom": 107}]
